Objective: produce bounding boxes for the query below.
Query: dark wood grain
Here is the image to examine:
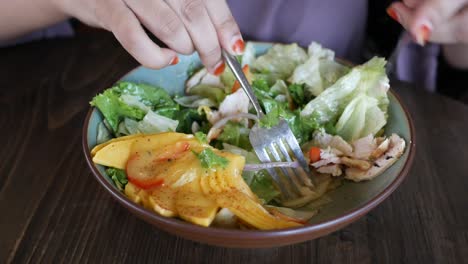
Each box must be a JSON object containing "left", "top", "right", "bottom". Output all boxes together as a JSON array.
[{"left": 1, "top": 31, "right": 467, "bottom": 264}]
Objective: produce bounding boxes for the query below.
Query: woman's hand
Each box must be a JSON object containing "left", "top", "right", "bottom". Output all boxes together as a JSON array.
[
  {"left": 55, "top": 0, "right": 243, "bottom": 73},
  {"left": 387, "top": 0, "right": 468, "bottom": 68}
]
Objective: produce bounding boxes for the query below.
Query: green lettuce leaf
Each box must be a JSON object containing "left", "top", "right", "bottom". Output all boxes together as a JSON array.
[
  {"left": 250, "top": 170, "right": 281, "bottom": 204},
  {"left": 220, "top": 68, "right": 236, "bottom": 93},
  {"left": 192, "top": 149, "right": 229, "bottom": 169},
  {"left": 194, "top": 131, "right": 208, "bottom": 144},
  {"left": 217, "top": 121, "right": 252, "bottom": 150},
  {"left": 91, "top": 89, "right": 146, "bottom": 133},
  {"left": 91, "top": 82, "right": 178, "bottom": 133},
  {"left": 173, "top": 108, "right": 206, "bottom": 134},
  {"left": 252, "top": 78, "right": 321, "bottom": 145},
  {"left": 252, "top": 78, "right": 270, "bottom": 93},
  {"left": 106, "top": 168, "right": 128, "bottom": 191},
  {"left": 113, "top": 82, "right": 176, "bottom": 109},
  {"left": 288, "top": 83, "right": 307, "bottom": 106},
  {"left": 259, "top": 97, "right": 320, "bottom": 145},
  {"left": 221, "top": 144, "right": 280, "bottom": 204}
]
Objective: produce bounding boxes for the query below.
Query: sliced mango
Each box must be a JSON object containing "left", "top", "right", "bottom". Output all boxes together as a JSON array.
[
  {"left": 129, "top": 133, "right": 196, "bottom": 156},
  {"left": 92, "top": 132, "right": 197, "bottom": 169},
  {"left": 124, "top": 182, "right": 144, "bottom": 205},
  {"left": 93, "top": 139, "right": 136, "bottom": 169},
  {"left": 91, "top": 133, "right": 143, "bottom": 157},
  {"left": 125, "top": 182, "right": 151, "bottom": 208},
  {"left": 218, "top": 157, "right": 256, "bottom": 200},
  {"left": 214, "top": 190, "right": 301, "bottom": 230},
  {"left": 94, "top": 132, "right": 303, "bottom": 229},
  {"left": 175, "top": 177, "right": 218, "bottom": 227},
  {"left": 148, "top": 186, "right": 178, "bottom": 217}
]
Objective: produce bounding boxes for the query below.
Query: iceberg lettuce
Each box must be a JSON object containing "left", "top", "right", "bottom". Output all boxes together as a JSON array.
[
  {"left": 300, "top": 57, "right": 389, "bottom": 140},
  {"left": 289, "top": 42, "right": 348, "bottom": 97},
  {"left": 252, "top": 43, "right": 307, "bottom": 80},
  {"left": 137, "top": 110, "right": 179, "bottom": 134}
]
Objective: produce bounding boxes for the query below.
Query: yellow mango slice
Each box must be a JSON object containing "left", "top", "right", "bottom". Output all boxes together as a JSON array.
[
  {"left": 125, "top": 182, "right": 151, "bottom": 207},
  {"left": 199, "top": 174, "right": 212, "bottom": 196},
  {"left": 217, "top": 156, "right": 256, "bottom": 200},
  {"left": 175, "top": 177, "right": 218, "bottom": 227},
  {"left": 199, "top": 157, "right": 302, "bottom": 229},
  {"left": 91, "top": 133, "right": 143, "bottom": 157},
  {"left": 125, "top": 182, "right": 178, "bottom": 217},
  {"left": 129, "top": 133, "right": 196, "bottom": 156},
  {"left": 214, "top": 190, "right": 301, "bottom": 230},
  {"left": 148, "top": 186, "right": 178, "bottom": 217},
  {"left": 92, "top": 132, "right": 198, "bottom": 169},
  {"left": 93, "top": 139, "right": 136, "bottom": 169},
  {"left": 124, "top": 182, "right": 143, "bottom": 204},
  {"left": 96, "top": 132, "right": 301, "bottom": 230}
]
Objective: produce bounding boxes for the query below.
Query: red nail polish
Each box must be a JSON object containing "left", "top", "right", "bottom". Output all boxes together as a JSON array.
[
  {"left": 214, "top": 62, "right": 225, "bottom": 76},
  {"left": 419, "top": 24, "right": 431, "bottom": 45},
  {"left": 232, "top": 39, "right": 245, "bottom": 54},
  {"left": 386, "top": 7, "right": 399, "bottom": 23},
  {"left": 170, "top": 56, "right": 179, "bottom": 65}
]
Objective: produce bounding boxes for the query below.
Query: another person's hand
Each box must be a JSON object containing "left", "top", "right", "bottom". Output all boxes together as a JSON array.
[
  {"left": 56, "top": 0, "right": 243, "bottom": 73},
  {"left": 387, "top": 0, "right": 468, "bottom": 68}
]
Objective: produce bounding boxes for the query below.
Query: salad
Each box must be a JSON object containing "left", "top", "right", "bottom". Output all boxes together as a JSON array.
[{"left": 90, "top": 42, "right": 406, "bottom": 229}]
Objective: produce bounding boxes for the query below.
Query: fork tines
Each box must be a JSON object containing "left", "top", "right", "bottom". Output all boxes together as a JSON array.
[{"left": 250, "top": 120, "right": 315, "bottom": 200}]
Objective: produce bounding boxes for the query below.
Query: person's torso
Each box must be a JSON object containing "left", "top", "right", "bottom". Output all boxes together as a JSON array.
[{"left": 227, "top": 0, "right": 368, "bottom": 62}]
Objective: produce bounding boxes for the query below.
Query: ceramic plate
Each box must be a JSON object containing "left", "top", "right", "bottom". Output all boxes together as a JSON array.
[{"left": 83, "top": 42, "right": 415, "bottom": 248}]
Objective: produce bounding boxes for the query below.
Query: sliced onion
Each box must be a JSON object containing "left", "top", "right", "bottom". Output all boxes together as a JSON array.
[
  {"left": 243, "top": 161, "right": 300, "bottom": 171},
  {"left": 211, "top": 113, "right": 259, "bottom": 131},
  {"left": 206, "top": 113, "right": 259, "bottom": 141},
  {"left": 174, "top": 95, "right": 216, "bottom": 108}
]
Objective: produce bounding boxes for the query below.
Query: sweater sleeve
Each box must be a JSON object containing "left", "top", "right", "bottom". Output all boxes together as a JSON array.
[{"left": 0, "top": 20, "right": 73, "bottom": 48}]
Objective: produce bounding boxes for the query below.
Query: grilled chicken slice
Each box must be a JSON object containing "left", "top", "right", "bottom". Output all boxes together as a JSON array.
[
  {"left": 370, "top": 138, "right": 390, "bottom": 159},
  {"left": 352, "top": 135, "right": 377, "bottom": 159},
  {"left": 313, "top": 130, "right": 353, "bottom": 155},
  {"left": 311, "top": 147, "right": 341, "bottom": 168},
  {"left": 341, "top": 157, "right": 372, "bottom": 170},
  {"left": 345, "top": 134, "right": 405, "bottom": 182},
  {"left": 317, "top": 164, "right": 343, "bottom": 177}
]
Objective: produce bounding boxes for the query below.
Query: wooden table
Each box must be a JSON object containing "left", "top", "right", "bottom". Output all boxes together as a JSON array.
[{"left": 1, "top": 32, "right": 468, "bottom": 264}]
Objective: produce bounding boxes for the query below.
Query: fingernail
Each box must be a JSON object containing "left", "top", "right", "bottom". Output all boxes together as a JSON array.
[
  {"left": 386, "top": 7, "right": 399, "bottom": 23},
  {"left": 416, "top": 23, "right": 432, "bottom": 46},
  {"left": 213, "top": 61, "right": 225, "bottom": 76},
  {"left": 231, "top": 37, "right": 245, "bottom": 55},
  {"left": 169, "top": 56, "right": 179, "bottom": 65}
]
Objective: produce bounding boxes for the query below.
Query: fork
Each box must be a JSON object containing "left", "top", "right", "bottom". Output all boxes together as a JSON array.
[{"left": 222, "top": 50, "right": 315, "bottom": 200}]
